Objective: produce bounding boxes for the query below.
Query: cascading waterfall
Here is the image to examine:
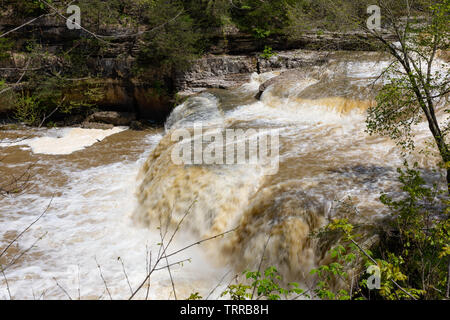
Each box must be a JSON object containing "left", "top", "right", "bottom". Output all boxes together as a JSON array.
[
  {"left": 0, "top": 51, "right": 447, "bottom": 299},
  {"left": 134, "top": 52, "right": 446, "bottom": 285}
]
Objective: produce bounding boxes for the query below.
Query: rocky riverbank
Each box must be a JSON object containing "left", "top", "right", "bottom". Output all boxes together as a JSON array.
[{"left": 0, "top": 13, "right": 388, "bottom": 125}]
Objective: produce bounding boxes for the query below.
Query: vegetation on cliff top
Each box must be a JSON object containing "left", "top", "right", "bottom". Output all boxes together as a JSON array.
[{"left": 0, "top": 0, "right": 434, "bottom": 125}]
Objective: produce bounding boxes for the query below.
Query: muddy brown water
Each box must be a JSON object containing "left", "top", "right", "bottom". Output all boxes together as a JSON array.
[{"left": 0, "top": 52, "right": 447, "bottom": 299}]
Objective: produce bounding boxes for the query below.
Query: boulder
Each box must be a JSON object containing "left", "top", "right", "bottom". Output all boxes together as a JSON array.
[
  {"left": 86, "top": 111, "right": 136, "bottom": 126},
  {"left": 81, "top": 122, "right": 114, "bottom": 130},
  {"left": 256, "top": 69, "right": 319, "bottom": 99}
]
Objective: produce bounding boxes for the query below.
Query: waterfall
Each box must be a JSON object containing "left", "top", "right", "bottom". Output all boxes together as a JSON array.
[{"left": 134, "top": 53, "right": 445, "bottom": 285}]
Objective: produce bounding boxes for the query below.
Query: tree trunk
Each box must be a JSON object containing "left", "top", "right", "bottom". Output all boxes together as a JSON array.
[
  {"left": 428, "top": 121, "right": 449, "bottom": 194},
  {"left": 447, "top": 167, "right": 450, "bottom": 195},
  {"left": 446, "top": 257, "right": 450, "bottom": 299}
]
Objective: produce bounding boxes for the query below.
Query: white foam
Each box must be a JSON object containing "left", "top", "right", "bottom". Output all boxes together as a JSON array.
[
  {"left": 0, "top": 127, "right": 127, "bottom": 155},
  {"left": 0, "top": 132, "right": 226, "bottom": 299},
  {"left": 239, "top": 71, "right": 280, "bottom": 92}
]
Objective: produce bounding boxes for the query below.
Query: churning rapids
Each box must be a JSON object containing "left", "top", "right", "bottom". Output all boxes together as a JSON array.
[{"left": 0, "top": 51, "right": 447, "bottom": 299}]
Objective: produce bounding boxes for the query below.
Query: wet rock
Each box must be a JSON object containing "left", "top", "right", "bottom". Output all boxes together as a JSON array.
[
  {"left": 0, "top": 13, "right": 392, "bottom": 123},
  {"left": 437, "top": 50, "right": 450, "bottom": 63},
  {"left": 133, "top": 87, "right": 173, "bottom": 122},
  {"left": 255, "top": 69, "right": 311, "bottom": 99},
  {"left": 86, "top": 111, "right": 136, "bottom": 126},
  {"left": 81, "top": 122, "right": 114, "bottom": 130},
  {"left": 257, "top": 50, "right": 329, "bottom": 73},
  {"left": 129, "top": 120, "right": 145, "bottom": 131},
  {"left": 175, "top": 50, "right": 330, "bottom": 96},
  {"left": 175, "top": 55, "right": 258, "bottom": 95}
]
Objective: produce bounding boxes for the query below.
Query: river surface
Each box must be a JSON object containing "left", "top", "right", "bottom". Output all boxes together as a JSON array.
[{"left": 0, "top": 51, "right": 447, "bottom": 299}]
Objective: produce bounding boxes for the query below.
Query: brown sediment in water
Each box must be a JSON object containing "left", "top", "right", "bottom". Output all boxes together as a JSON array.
[
  {"left": 133, "top": 56, "right": 445, "bottom": 288},
  {"left": 1, "top": 52, "right": 447, "bottom": 298}
]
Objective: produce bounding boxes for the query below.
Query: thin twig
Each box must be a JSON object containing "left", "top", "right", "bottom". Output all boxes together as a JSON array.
[
  {"left": 118, "top": 257, "right": 133, "bottom": 296},
  {"left": 160, "top": 235, "right": 177, "bottom": 300},
  {"left": 38, "top": 96, "right": 65, "bottom": 128},
  {"left": 0, "top": 265, "right": 12, "bottom": 300},
  {"left": 290, "top": 287, "right": 313, "bottom": 300},
  {"left": 38, "top": 0, "right": 184, "bottom": 43},
  {"left": 129, "top": 198, "right": 197, "bottom": 300},
  {"left": 205, "top": 270, "right": 231, "bottom": 300},
  {"left": 95, "top": 257, "right": 112, "bottom": 300},
  {"left": 446, "top": 257, "right": 450, "bottom": 299},
  {"left": 348, "top": 237, "right": 417, "bottom": 300},
  {"left": 53, "top": 277, "right": 72, "bottom": 300},
  {"left": 153, "top": 258, "right": 191, "bottom": 272},
  {"left": 3, "top": 232, "right": 48, "bottom": 272},
  {"left": 0, "top": 14, "right": 53, "bottom": 38},
  {"left": 0, "top": 59, "right": 32, "bottom": 94},
  {"left": 251, "top": 230, "right": 273, "bottom": 300},
  {"left": 77, "top": 265, "right": 81, "bottom": 300},
  {"left": 145, "top": 246, "right": 151, "bottom": 300},
  {"left": 0, "top": 195, "right": 54, "bottom": 259},
  {"left": 129, "top": 226, "right": 235, "bottom": 300},
  {"left": 164, "top": 228, "right": 237, "bottom": 260}
]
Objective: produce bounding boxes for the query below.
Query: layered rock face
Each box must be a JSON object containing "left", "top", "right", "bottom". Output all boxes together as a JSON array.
[
  {"left": 175, "top": 50, "right": 330, "bottom": 96},
  {"left": 0, "top": 15, "right": 173, "bottom": 122},
  {"left": 0, "top": 14, "right": 382, "bottom": 123}
]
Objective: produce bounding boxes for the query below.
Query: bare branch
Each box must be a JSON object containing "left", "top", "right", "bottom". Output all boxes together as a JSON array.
[
  {"left": 0, "top": 13, "right": 53, "bottom": 38},
  {"left": 251, "top": 232, "right": 272, "bottom": 300},
  {"left": 3, "top": 232, "right": 48, "bottom": 272},
  {"left": 347, "top": 236, "right": 417, "bottom": 300},
  {"left": 95, "top": 257, "right": 112, "bottom": 300},
  {"left": 159, "top": 227, "right": 177, "bottom": 300},
  {"left": 205, "top": 270, "right": 231, "bottom": 300},
  {"left": 53, "top": 277, "right": 73, "bottom": 300},
  {"left": 118, "top": 257, "right": 133, "bottom": 296},
  {"left": 0, "top": 195, "right": 53, "bottom": 260},
  {"left": 37, "top": 0, "right": 184, "bottom": 44},
  {"left": 153, "top": 258, "right": 191, "bottom": 272},
  {"left": 164, "top": 228, "right": 237, "bottom": 260},
  {"left": 0, "top": 265, "right": 12, "bottom": 300}
]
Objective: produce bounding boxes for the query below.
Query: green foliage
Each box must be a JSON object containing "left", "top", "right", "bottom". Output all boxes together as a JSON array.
[
  {"left": 0, "top": 38, "right": 13, "bottom": 61},
  {"left": 220, "top": 266, "right": 305, "bottom": 300},
  {"left": 186, "top": 292, "right": 203, "bottom": 300},
  {"left": 312, "top": 217, "right": 421, "bottom": 300},
  {"left": 366, "top": 74, "right": 422, "bottom": 152},
  {"left": 62, "top": 39, "right": 106, "bottom": 78},
  {"left": 136, "top": 0, "right": 199, "bottom": 75},
  {"left": 13, "top": 92, "right": 41, "bottom": 126},
  {"left": 183, "top": 0, "right": 231, "bottom": 28},
  {"left": 260, "top": 46, "right": 276, "bottom": 59},
  {"left": 311, "top": 219, "right": 365, "bottom": 300},
  {"left": 6, "top": 0, "right": 49, "bottom": 17},
  {"left": 312, "top": 163, "right": 448, "bottom": 300},
  {"left": 246, "top": 266, "right": 304, "bottom": 300},
  {"left": 365, "top": 0, "right": 450, "bottom": 166},
  {"left": 13, "top": 75, "right": 105, "bottom": 126},
  {"left": 285, "top": 0, "right": 373, "bottom": 35},
  {"left": 0, "top": 80, "right": 17, "bottom": 114},
  {"left": 230, "top": 0, "right": 296, "bottom": 34},
  {"left": 378, "top": 163, "right": 449, "bottom": 299},
  {"left": 253, "top": 27, "right": 271, "bottom": 39},
  {"left": 220, "top": 283, "right": 252, "bottom": 300}
]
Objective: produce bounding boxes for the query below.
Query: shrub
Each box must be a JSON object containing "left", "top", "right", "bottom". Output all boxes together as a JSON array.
[
  {"left": 311, "top": 163, "right": 449, "bottom": 300},
  {"left": 220, "top": 266, "right": 305, "bottom": 300}
]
